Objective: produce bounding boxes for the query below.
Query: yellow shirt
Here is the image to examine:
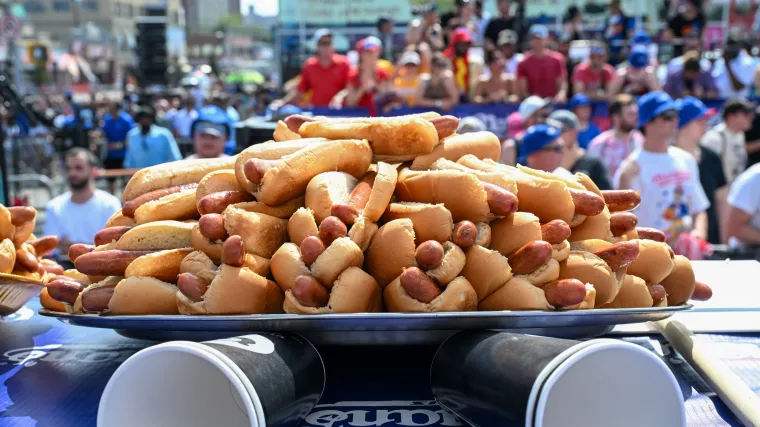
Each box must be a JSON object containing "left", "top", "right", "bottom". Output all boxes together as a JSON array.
[{"left": 394, "top": 76, "right": 419, "bottom": 106}]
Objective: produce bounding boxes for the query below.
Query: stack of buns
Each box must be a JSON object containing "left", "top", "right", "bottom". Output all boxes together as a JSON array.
[{"left": 45, "top": 112, "right": 712, "bottom": 315}]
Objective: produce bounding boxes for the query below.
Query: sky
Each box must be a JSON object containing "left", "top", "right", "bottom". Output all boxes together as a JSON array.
[{"left": 241, "top": 0, "right": 278, "bottom": 16}]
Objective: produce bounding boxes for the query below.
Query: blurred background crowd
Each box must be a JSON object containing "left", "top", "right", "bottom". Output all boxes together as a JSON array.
[{"left": 1, "top": 0, "right": 760, "bottom": 266}]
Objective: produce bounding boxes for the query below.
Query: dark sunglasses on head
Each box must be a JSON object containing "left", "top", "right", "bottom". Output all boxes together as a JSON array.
[{"left": 657, "top": 110, "right": 678, "bottom": 121}]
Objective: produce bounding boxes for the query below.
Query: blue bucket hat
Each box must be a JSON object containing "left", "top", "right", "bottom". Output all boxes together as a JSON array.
[
  {"left": 638, "top": 91, "right": 677, "bottom": 128},
  {"left": 518, "top": 124, "right": 562, "bottom": 164},
  {"left": 630, "top": 30, "right": 651, "bottom": 46},
  {"left": 675, "top": 97, "right": 717, "bottom": 129},
  {"left": 628, "top": 44, "right": 649, "bottom": 68},
  {"left": 568, "top": 94, "right": 591, "bottom": 111},
  {"left": 191, "top": 105, "right": 231, "bottom": 139}
]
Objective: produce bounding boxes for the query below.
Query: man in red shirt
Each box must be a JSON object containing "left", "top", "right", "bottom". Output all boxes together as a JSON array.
[
  {"left": 272, "top": 29, "right": 350, "bottom": 108},
  {"left": 572, "top": 42, "right": 617, "bottom": 100},
  {"left": 516, "top": 25, "right": 567, "bottom": 102}
]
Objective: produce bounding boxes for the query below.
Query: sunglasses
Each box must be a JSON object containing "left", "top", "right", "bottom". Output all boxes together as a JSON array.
[
  {"left": 317, "top": 40, "right": 331, "bottom": 46},
  {"left": 657, "top": 110, "right": 678, "bottom": 121},
  {"left": 539, "top": 144, "right": 564, "bottom": 153}
]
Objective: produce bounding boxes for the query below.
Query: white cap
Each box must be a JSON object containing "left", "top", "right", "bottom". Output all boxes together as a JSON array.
[
  {"left": 519, "top": 96, "right": 551, "bottom": 122},
  {"left": 399, "top": 51, "right": 421, "bottom": 65}
]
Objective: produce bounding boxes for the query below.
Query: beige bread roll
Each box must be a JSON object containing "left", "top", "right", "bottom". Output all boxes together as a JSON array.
[
  {"left": 513, "top": 258, "right": 560, "bottom": 286},
  {"left": 252, "top": 139, "right": 373, "bottom": 205},
  {"left": 133, "top": 187, "right": 199, "bottom": 224},
  {"left": 569, "top": 206, "right": 612, "bottom": 242},
  {"left": 461, "top": 245, "right": 512, "bottom": 301},
  {"left": 105, "top": 210, "right": 136, "bottom": 228},
  {"left": 179, "top": 250, "right": 218, "bottom": 284},
  {"left": 109, "top": 276, "right": 179, "bottom": 315},
  {"left": 395, "top": 169, "right": 491, "bottom": 223},
  {"left": 552, "top": 240, "right": 571, "bottom": 262},
  {"left": 274, "top": 120, "right": 301, "bottom": 141},
  {"left": 411, "top": 131, "right": 501, "bottom": 170},
  {"left": 489, "top": 212, "right": 542, "bottom": 257},
  {"left": 40, "top": 287, "right": 67, "bottom": 312},
  {"left": 195, "top": 170, "right": 243, "bottom": 206},
  {"left": 0, "top": 238, "right": 16, "bottom": 274},
  {"left": 0, "top": 205, "right": 13, "bottom": 241},
  {"left": 123, "top": 156, "right": 237, "bottom": 202},
  {"left": 384, "top": 275, "right": 477, "bottom": 312},
  {"left": 478, "top": 277, "right": 553, "bottom": 311},
  {"left": 12, "top": 216, "right": 36, "bottom": 246},
  {"left": 235, "top": 139, "right": 324, "bottom": 194},
  {"left": 223, "top": 206, "right": 288, "bottom": 258},
  {"left": 70, "top": 276, "right": 122, "bottom": 313},
  {"left": 575, "top": 172, "right": 603, "bottom": 197},
  {"left": 516, "top": 164, "right": 585, "bottom": 190},
  {"left": 283, "top": 266, "right": 382, "bottom": 314},
  {"left": 558, "top": 251, "right": 620, "bottom": 307},
  {"left": 627, "top": 240, "right": 675, "bottom": 285},
  {"left": 660, "top": 255, "right": 696, "bottom": 306},
  {"left": 363, "top": 162, "right": 399, "bottom": 222},
  {"left": 231, "top": 197, "right": 304, "bottom": 219},
  {"left": 298, "top": 117, "right": 439, "bottom": 162},
  {"left": 305, "top": 172, "right": 358, "bottom": 224},
  {"left": 287, "top": 208, "right": 319, "bottom": 246},
  {"left": 347, "top": 216, "right": 378, "bottom": 252},
  {"left": 125, "top": 248, "right": 193, "bottom": 283},
  {"left": 425, "top": 242, "right": 466, "bottom": 286},
  {"left": 382, "top": 202, "right": 453, "bottom": 244},
  {"left": 602, "top": 274, "right": 653, "bottom": 309},
  {"left": 116, "top": 220, "right": 194, "bottom": 251},
  {"left": 177, "top": 264, "right": 283, "bottom": 315},
  {"left": 242, "top": 253, "right": 271, "bottom": 278},
  {"left": 365, "top": 219, "right": 416, "bottom": 288},
  {"left": 191, "top": 223, "right": 223, "bottom": 264},
  {"left": 569, "top": 238, "right": 612, "bottom": 253},
  {"left": 428, "top": 158, "right": 518, "bottom": 194},
  {"left": 310, "top": 237, "right": 364, "bottom": 287},
  {"left": 270, "top": 242, "right": 310, "bottom": 292}
]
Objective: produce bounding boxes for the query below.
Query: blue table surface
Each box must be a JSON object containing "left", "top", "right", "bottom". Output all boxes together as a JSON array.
[{"left": 0, "top": 298, "right": 757, "bottom": 427}]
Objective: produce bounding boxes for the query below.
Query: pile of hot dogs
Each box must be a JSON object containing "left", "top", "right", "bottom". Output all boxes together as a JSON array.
[{"left": 43, "top": 112, "right": 712, "bottom": 315}]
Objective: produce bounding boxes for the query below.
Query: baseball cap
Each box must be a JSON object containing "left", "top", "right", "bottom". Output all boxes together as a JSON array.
[
  {"left": 548, "top": 110, "right": 580, "bottom": 131},
  {"left": 529, "top": 24, "right": 549, "bottom": 39},
  {"left": 497, "top": 29, "right": 518, "bottom": 46},
  {"left": 451, "top": 28, "right": 472, "bottom": 44},
  {"left": 589, "top": 44, "right": 606, "bottom": 55},
  {"left": 722, "top": 97, "right": 755, "bottom": 119},
  {"left": 519, "top": 124, "right": 562, "bottom": 164},
  {"left": 628, "top": 45, "right": 649, "bottom": 68},
  {"left": 195, "top": 122, "right": 227, "bottom": 138},
  {"left": 458, "top": 116, "right": 487, "bottom": 134},
  {"left": 519, "top": 96, "right": 552, "bottom": 122},
  {"left": 356, "top": 36, "right": 382, "bottom": 53},
  {"left": 399, "top": 51, "right": 421, "bottom": 66},
  {"left": 568, "top": 94, "right": 591, "bottom": 111},
  {"left": 638, "top": 91, "right": 677, "bottom": 128},
  {"left": 629, "top": 30, "right": 652, "bottom": 46},
  {"left": 314, "top": 28, "right": 332, "bottom": 42},
  {"left": 675, "top": 97, "right": 716, "bottom": 129}
]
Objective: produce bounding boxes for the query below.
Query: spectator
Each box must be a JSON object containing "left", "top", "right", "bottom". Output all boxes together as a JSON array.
[
  {"left": 186, "top": 106, "right": 230, "bottom": 160},
  {"left": 101, "top": 102, "right": 134, "bottom": 171},
  {"left": 340, "top": 37, "right": 393, "bottom": 117},
  {"left": 441, "top": 0, "right": 477, "bottom": 44},
  {"left": 394, "top": 51, "right": 422, "bottom": 106},
  {"left": 474, "top": 50, "right": 515, "bottom": 104},
  {"left": 496, "top": 30, "right": 523, "bottom": 75},
  {"left": 743, "top": 106, "right": 760, "bottom": 168},
  {"left": 123, "top": 105, "right": 182, "bottom": 169},
  {"left": 604, "top": 0, "right": 635, "bottom": 65},
  {"left": 43, "top": 148, "right": 121, "bottom": 257},
  {"left": 663, "top": 52, "right": 718, "bottom": 99},
  {"left": 419, "top": 4, "right": 445, "bottom": 52},
  {"left": 712, "top": 36, "right": 759, "bottom": 99},
  {"left": 405, "top": 21, "right": 433, "bottom": 74},
  {"left": 444, "top": 28, "right": 481, "bottom": 102},
  {"left": 501, "top": 96, "right": 552, "bottom": 165},
  {"left": 484, "top": 0, "right": 519, "bottom": 50},
  {"left": 473, "top": 0, "right": 491, "bottom": 44},
  {"left": 458, "top": 116, "right": 488, "bottom": 133},
  {"left": 729, "top": 0, "right": 759, "bottom": 34},
  {"left": 154, "top": 99, "right": 172, "bottom": 130},
  {"left": 563, "top": 5, "right": 584, "bottom": 41},
  {"left": 663, "top": 0, "right": 705, "bottom": 58},
  {"left": 568, "top": 94, "right": 601, "bottom": 149},
  {"left": 666, "top": 33, "right": 711, "bottom": 75},
  {"left": 587, "top": 94, "right": 644, "bottom": 178},
  {"left": 725, "top": 163, "right": 760, "bottom": 248},
  {"left": 609, "top": 45, "right": 659, "bottom": 96},
  {"left": 701, "top": 98, "right": 755, "bottom": 184},
  {"left": 572, "top": 42, "right": 616, "bottom": 101},
  {"left": 549, "top": 110, "right": 612, "bottom": 190},
  {"left": 171, "top": 96, "right": 198, "bottom": 141},
  {"left": 377, "top": 17, "right": 395, "bottom": 62},
  {"left": 519, "top": 124, "right": 566, "bottom": 173},
  {"left": 210, "top": 93, "right": 237, "bottom": 155},
  {"left": 272, "top": 29, "right": 350, "bottom": 108},
  {"left": 674, "top": 97, "right": 727, "bottom": 245},
  {"left": 415, "top": 53, "right": 460, "bottom": 111},
  {"left": 614, "top": 91, "right": 709, "bottom": 245},
  {"left": 516, "top": 25, "right": 568, "bottom": 102}
]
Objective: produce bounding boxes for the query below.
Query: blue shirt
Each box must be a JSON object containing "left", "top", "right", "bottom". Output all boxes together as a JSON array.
[
  {"left": 578, "top": 123, "right": 601, "bottom": 150},
  {"left": 124, "top": 125, "right": 182, "bottom": 169},
  {"left": 102, "top": 111, "right": 135, "bottom": 159},
  {"left": 225, "top": 106, "right": 240, "bottom": 155}
]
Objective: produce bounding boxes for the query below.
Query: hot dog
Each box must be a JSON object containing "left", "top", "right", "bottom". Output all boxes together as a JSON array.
[
  {"left": 602, "top": 190, "right": 641, "bottom": 212},
  {"left": 508, "top": 241, "right": 553, "bottom": 275},
  {"left": 198, "top": 191, "right": 255, "bottom": 215},
  {"left": 541, "top": 220, "right": 571, "bottom": 245},
  {"left": 15, "top": 248, "right": 39, "bottom": 271},
  {"left": 221, "top": 235, "right": 245, "bottom": 267},
  {"left": 300, "top": 236, "right": 326, "bottom": 267},
  {"left": 331, "top": 171, "right": 376, "bottom": 225},
  {"left": 635, "top": 227, "right": 666, "bottom": 242},
  {"left": 593, "top": 240, "right": 640, "bottom": 271},
  {"left": 452, "top": 221, "right": 477, "bottom": 248},
  {"left": 692, "top": 280, "right": 713, "bottom": 301},
  {"left": 318, "top": 216, "right": 347, "bottom": 247},
  {"left": 285, "top": 113, "right": 460, "bottom": 140},
  {"left": 28, "top": 236, "right": 58, "bottom": 256},
  {"left": 82, "top": 285, "right": 116, "bottom": 312},
  {"left": 647, "top": 284, "right": 667, "bottom": 305},
  {"left": 8, "top": 206, "right": 36, "bottom": 226},
  {"left": 541, "top": 279, "right": 588, "bottom": 308},
  {"left": 74, "top": 250, "right": 155, "bottom": 276},
  {"left": 199, "top": 214, "right": 228, "bottom": 241},
  {"left": 415, "top": 240, "right": 445, "bottom": 270},
  {"left": 243, "top": 158, "right": 275, "bottom": 184},
  {"left": 39, "top": 259, "right": 65, "bottom": 276},
  {"left": 68, "top": 244, "right": 94, "bottom": 262},
  {"left": 568, "top": 188, "right": 605, "bottom": 217},
  {"left": 46, "top": 278, "right": 85, "bottom": 304},
  {"left": 122, "top": 183, "right": 199, "bottom": 217},
  {"left": 94, "top": 226, "right": 133, "bottom": 246},
  {"left": 482, "top": 183, "right": 519, "bottom": 216},
  {"left": 178, "top": 272, "right": 209, "bottom": 302},
  {"left": 610, "top": 212, "right": 638, "bottom": 237},
  {"left": 399, "top": 267, "right": 442, "bottom": 303},
  {"left": 292, "top": 275, "right": 330, "bottom": 308}
]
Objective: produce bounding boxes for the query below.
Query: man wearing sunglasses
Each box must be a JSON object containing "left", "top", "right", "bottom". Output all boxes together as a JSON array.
[
  {"left": 518, "top": 124, "right": 571, "bottom": 178},
  {"left": 614, "top": 91, "right": 709, "bottom": 245}
]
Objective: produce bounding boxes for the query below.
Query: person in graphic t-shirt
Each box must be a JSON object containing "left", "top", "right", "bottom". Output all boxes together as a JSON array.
[
  {"left": 587, "top": 94, "right": 644, "bottom": 178},
  {"left": 613, "top": 91, "right": 709, "bottom": 246},
  {"left": 663, "top": 0, "right": 705, "bottom": 58}
]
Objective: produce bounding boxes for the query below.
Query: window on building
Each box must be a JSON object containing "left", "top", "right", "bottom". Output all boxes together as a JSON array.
[
  {"left": 126, "top": 4, "right": 133, "bottom": 17},
  {"left": 23, "top": 0, "right": 45, "bottom": 13},
  {"left": 81, "top": 0, "right": 98, "bottom": 12},
  {"left": 113, "top": 3, "right": 120, "bottom": 15},
  {"left": 52, "top": 0, "right": 70, "bottom": 12}
]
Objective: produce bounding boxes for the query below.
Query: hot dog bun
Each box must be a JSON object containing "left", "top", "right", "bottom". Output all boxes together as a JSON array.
[
  {"left": 347, "top": 216, "right": 378, "bottom": 251},
  {"left": 461, "top": 245, "right": 513, "bottom": 301},
  {"left": 123, "top": 156, "right": 236, "bottom": 202},
  {"left": 627, "top": 240, "right": 675, "bottom": 285},
  {"left": 428, "top": 158, "right": 518, "bottom": 194},
  {"left": 133, "top": 187, "right": 199, "bottom": 224},
  {"left": 40, "top": 287, "right": 67, "bottom": 312},
  {"left": 179, "top": 250, "right": 218, "bottom": 284},
  {"left": 270, "top": 242, "right": 310, "bottom": 292},
  {"left": 601, "top": 274, "right": 653, "bottom": 309},
  {"left": 191, "top": 223, "right": 223, "bottom": 264},
  {"left": 124, "top": 248, "right": 193, "bottom": 283},
  {"left": 116, "top": 220, "right": 194, "bottom": 251},
  {"left": 365, "top": 219, "right": 416, "bottom": 288},
  {"left": 310, "top": 237, "right": 364, "bottom": 287},
  {"left": 0, "top": 205, "right": 13, "bottom": 241},
  {"left": 274, "top": 120, "right": 301, "bottom": 141},
  {"left": 283, "top": 267, "right": 382, "bottom": 314},
  {"left": 395, "top": 169, "right": 491, "bottom": 223},
  {"left": 513, "top": 258, "right": 560, "bottom": 286},
  {"left": 569, "top": 206, "right": 612, "bottom": 242},
  {"left": 363, "top": 162, "right": 398, "bottom": 222},
  {"left": 287, "top": 207, "right": 319, "bottom": 247},
  {"left": 425, "top": 242, "right": 466, "bottom": 286},
  {"left": 231, "top": 197, "right": 304, "bottom": 219},
  {"left": 411, "top": 131, "right": 501, "bottom": 170},
  {"left": 382, "top": 202, "right": 453, "bottom": 244},
  {"left": 0, "top": 238, "right": 15, "bottom": 274},
  {"left": 223, "top": 206, "right": 288, "bottom": 258},
  {"left": 235, "top": 139, "right": 324, "bottom": 194},
  {"left": 108, "top": 276, "right": 180, "bottom": 315},
  {"left": 105, "top": 210, "right": 136, "bottom": 228},
  {"left": 384, "top": 275, "right": 477, "bottom": 312},
  {"left": 558, "top": 251, "right": 619, "bottom": 307},
  {"left": 478, "top": 277, "right": 552, "bottom": 311},
  {"left": 195, "top": 170, "right": 242, "bottom": 206},
  {"left": 305, "top": 172, "right": 358, "bottom": 224},
  {"left": 659, "top": 255, "right": 695, "bottom": 306},
  {"left": 489, "top": 212, "right": 542, "bottom": 257}
]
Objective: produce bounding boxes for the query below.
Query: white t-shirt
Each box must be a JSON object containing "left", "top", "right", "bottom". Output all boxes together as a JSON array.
[
  {"left": 727, "top": 163, "right": 760, "bottom": 247},
  {"left": 613, "top": 146, "right": 710, "bottom": 242},
  {"left": 711, "top": 51, "right": 759, "bottom": 99},
  {"left": 701, "top": 123, "right": 747, "bottom": 184},
  {"left": 43, "top": 190, "right": 122, "bottom": 246}
]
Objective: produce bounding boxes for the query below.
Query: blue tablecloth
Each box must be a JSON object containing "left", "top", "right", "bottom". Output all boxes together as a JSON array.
[{"left": 0, "top": 298, "right": 756, "bottom": 427}]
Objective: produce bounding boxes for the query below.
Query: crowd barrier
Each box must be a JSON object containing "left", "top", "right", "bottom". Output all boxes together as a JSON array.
[{"left": 308, "top": 99, "right": 735, "bottom": 139}]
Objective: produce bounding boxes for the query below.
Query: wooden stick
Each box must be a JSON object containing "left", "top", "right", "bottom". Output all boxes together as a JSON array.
[{"left": 651, "top": 318, "right": 760, "bottom": 426}]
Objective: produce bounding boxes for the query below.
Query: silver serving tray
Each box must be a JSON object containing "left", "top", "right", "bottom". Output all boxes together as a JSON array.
[{"left": 39, "top": 306, "right": 691, "bottom": 345}]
